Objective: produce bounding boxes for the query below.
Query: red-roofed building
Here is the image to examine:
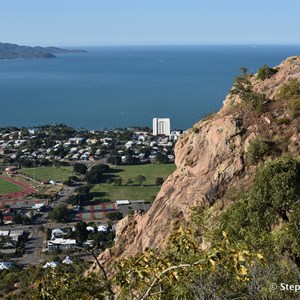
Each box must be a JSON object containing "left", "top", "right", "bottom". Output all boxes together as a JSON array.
[{"left": 3, "top": 215, "right": 13, "bottom": 224}]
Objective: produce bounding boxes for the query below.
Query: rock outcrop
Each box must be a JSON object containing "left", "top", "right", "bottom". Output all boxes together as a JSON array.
[{"left": 93, "top": 56, "right": 300, "bottom": 271}]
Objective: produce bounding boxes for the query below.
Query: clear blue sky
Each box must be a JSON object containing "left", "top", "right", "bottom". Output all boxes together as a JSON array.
[{"left": 1, "top": 0, "right": 299, "bottom": 47}]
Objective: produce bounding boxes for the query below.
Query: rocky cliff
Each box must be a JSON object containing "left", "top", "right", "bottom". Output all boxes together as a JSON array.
[{"left": 94, "top": 56, "right": 300, "bottom": 270}]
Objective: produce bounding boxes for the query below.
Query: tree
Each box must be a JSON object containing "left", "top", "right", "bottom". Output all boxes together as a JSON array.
[
  {"left": 219, "top": 156, "right": 300, "bottom": 264},
  {"left": 106, "top": 211, "right": 123, "bottom": 221},
  {"left": 85, "top": 164, "right": 109, "bottom": 184},
  {"left": 251, "top": 156, "right": 300, "bottom": 222},
  {"left": 73, "top": 163, "right": 87, "bottom": 174},
  {"left": 85, "top": 169, "right": 102, "bottom": 184},
  {"left": 63, "top": 179, "right": 73, "bottom": 186},
  {"left": 155, "top": 177, "right": 164, "bottom": 186},
  {"left": 155, "top": 152, "right": 168, "bottom": 163},
  {"left": 125, "top": 154, "right": 140, "bottom": 165},
  {"left": 49, "top": 204, "right": 70, "bottom": 222},
  {"left": 257, "top": 64, "right": 278, "bottom": 80},
  {"left": 67, "top": 186, "right": 91, "bottom": 206},
  {"left": 39, "top": 158, "right": 51, "bottom": 166},
  {"left": 75, "top": 220, "right": 89, "bottom": 244},
  {"left": 91, "top": 164, "right": 109, "bottom": 173},
  {"left": 67, "top": 195, "right": 81, "bottom": 206},
  {"left": 125, "top": 178, "right": 133, "bottom": 185},
  {"left": 231, "top": 67, "right": 268, "bottom": 113},
  {"left": 107, "top": 154, "right": 121, "bottom": 165},
  {"left": 246, "top": 138, "right": 272, "bottom": 165},
  {"left": 114, "top": 177, "right": 123, "bottom": 186},
  {"left": 135, "top": 175, "right": 146, "bottom": 187},
  {"left": 75, "top": 185, "right": 91, "bottom": 195}
]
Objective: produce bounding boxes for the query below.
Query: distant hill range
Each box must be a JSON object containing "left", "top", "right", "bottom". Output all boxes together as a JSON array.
[{"left": 0, "top": 42, "right": 87, "bottom": 59}]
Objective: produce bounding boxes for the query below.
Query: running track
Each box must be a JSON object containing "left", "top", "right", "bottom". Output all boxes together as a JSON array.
[{"left": 0, "top": 176, "right": 35, "bottom": 199}]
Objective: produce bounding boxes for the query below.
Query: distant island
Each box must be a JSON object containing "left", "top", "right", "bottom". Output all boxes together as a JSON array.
[{"left": 0, "top": 42, "right": 87, "bottom": 59}]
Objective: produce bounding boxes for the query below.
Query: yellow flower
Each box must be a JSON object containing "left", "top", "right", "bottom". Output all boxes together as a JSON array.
[{"left": 240, "top": 266, "right": 248, "bottom": 275}]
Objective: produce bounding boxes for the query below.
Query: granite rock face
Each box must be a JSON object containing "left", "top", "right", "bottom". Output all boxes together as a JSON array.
[{"left": 93, "top": 56, "right": 300, "bottom": 271}]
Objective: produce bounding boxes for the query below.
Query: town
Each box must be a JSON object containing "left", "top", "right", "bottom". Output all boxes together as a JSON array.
[{"left": 0, "top": 119, "right": 181, "bottom": 271}]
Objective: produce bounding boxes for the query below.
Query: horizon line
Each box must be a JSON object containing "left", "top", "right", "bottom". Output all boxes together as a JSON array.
[
  {"left": 2, "top": 41, "right": 300, "bottom": 48},
  {"left": 60, "top": 43, "right": 300, "bottom": 48}
]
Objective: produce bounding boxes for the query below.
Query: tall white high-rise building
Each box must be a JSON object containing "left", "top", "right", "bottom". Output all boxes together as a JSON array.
[{"left": 153, "top": 118, "right": 171, "bottom": 136}]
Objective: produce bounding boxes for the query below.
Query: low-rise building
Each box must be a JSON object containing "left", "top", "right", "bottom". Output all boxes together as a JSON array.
[
  {"left": 115, "top": 200, "right": 151, "bottom": 216},
  {"left": 62, "top": 256, "right": 73, "bottom": 265},
  {"left": 51, "top": 228, "right": 68, "bottom": 239},
  {"left": 0, "top": 261, "right": 12, "bottom": 270},
  {"left": 43, "top": 261, "right": 60, "bottom": 268},
  {"left": 47, "top": 238, "right": 77, "bottom": 252}
]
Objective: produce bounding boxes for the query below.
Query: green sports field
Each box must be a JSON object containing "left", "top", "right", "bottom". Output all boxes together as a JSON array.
[
  {"left": 0, "top": 178, "right": 24, "bottom": 195},
  {"left": 20, "top": 166, "right": 74, "bottom": 183},
  {"left": 102, "top": 163, "right": 176, "bottom": 185},
  {"left": 91, "top": 163, "right": 176, "bottom": 202},
  {"left": 91, "top": 184, "right": 161, "bottom": 202}
]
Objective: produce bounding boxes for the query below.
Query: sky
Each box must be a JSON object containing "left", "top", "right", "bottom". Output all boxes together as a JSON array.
[{"left": 0, "top": 0, "right": 300, "bottom": 47}]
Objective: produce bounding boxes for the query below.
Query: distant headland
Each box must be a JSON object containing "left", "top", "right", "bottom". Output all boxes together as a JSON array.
[{"left": 0, "top": 42, "right": 87, "bottom": 59}]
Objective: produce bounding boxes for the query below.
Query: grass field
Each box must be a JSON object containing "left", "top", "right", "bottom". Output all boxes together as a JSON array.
[
  {"left": 19, "top": 164, "right": 176, "bottom": 201},
  {"left": 20, "top": 166, "right": 74, "bottom": 183},
  {"left": 91, "top": 163, "right": 176, "bottom": 202},
  {"left": 91, "top": 185, "right": 161, "bottom": 202},
  {"left": 0, "top": 178, "right": 24, "bottom": 195},
  {"left": 102, "top": 164, "right": 176, "bottom": 185}
]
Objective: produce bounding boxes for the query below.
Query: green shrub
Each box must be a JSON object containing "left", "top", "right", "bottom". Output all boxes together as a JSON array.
[
  {"left": 278, "top": 79, "right": 300, "bottom": 100},
  {"left": 192, "top": 126, "right": 200, "bottom": 133},
  {"left": 73, "top": 163, "right": 87, "bottom": 175},
  {"left": 290, "top": 98, "right": 300, "bottom": 112},
  {"left": 246, "top": 138, "right": 272, "bottom": 165},
  {"left": 278, "top": 79, "right": 300, "bottom": 114},
  {"left": 218, "top": 156, "right": 300, "bottom": 261},
  {"left": 257, "top": 64, "right": 278, "bottom": 80},
  {"left": 107, "top": 211, "right": 123, "bottom": 220},
  {"left": 276, "top": 117, "right": 291, "bottom": 125},
  {"left": 231, "top": 68, "right": 268, "bottom": 113}
]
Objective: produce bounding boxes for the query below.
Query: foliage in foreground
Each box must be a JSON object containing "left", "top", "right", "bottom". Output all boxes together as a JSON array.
[
  {"left": 30, "top": 269, "right": 108, "bottom": 300},
  {"left": 6, "top": 156, "right": 300, "bottom": 300},
  {"left": 115, "top": 230, "right": 264, "bottom": 300},
  {"left": 0, "top": 262, "right": 92, "bottom": 299},
  {"left": 114, "top": 156, "right": 300, "bottom": 299}
]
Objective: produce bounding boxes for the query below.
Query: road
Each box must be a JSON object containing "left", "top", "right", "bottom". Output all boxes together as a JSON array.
[
  {"left": 2, "top": 222, "right": 45, "bottom": 266},
  {"left": 20, "top": 225, "right": 44, "bottom": 266},
  {"left": 52, "top": 185, "right": 76, "bottom": 208}
]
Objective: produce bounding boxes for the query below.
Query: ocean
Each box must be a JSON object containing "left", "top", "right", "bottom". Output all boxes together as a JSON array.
[{"left": 0, "top": 45, "right": 299, "bottom": 130}]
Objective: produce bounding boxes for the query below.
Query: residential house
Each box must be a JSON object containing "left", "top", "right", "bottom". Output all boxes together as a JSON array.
[
  {"left": 62, "top": 256, "right": 73, "bottom": 265},
  {"left": 43, "top": 261, "right": 60, "bottom": 268},
  {"left": 51, "top": 228, "right": 68, "bottom": 239},
  {"left": 0, "top": 262, "right": 12, "bottom": 270},
  {"left": 47, "top": 238, "right": 77, "bottom": 252}
]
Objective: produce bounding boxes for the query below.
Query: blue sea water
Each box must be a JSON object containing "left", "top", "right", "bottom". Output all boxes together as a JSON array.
[{"left": 0, "top": 45, "right": 299, "bottom": 130}]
